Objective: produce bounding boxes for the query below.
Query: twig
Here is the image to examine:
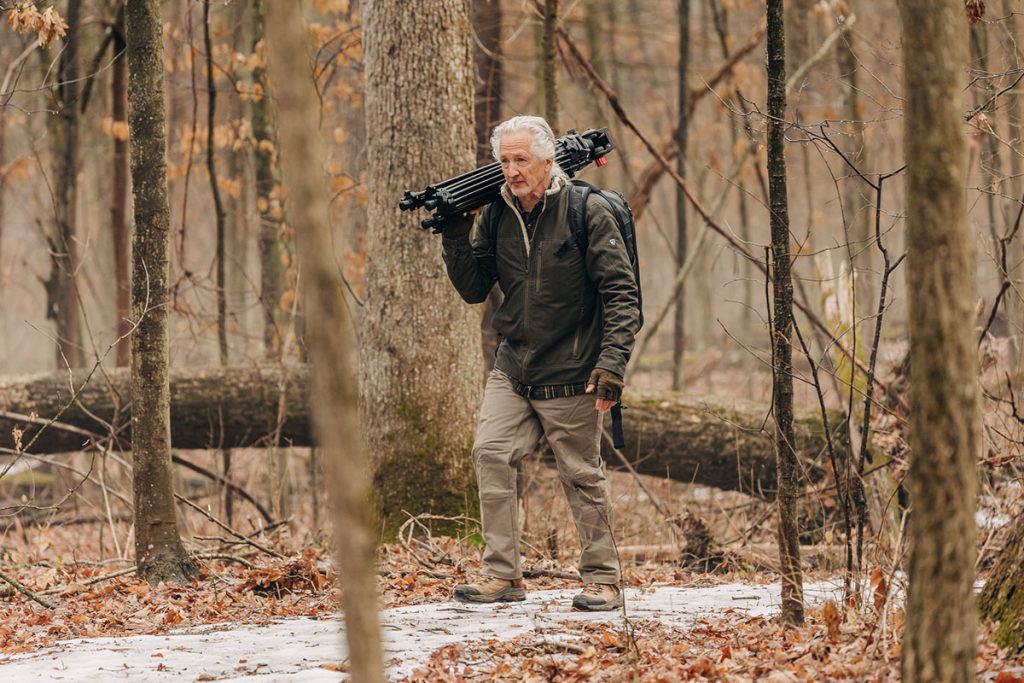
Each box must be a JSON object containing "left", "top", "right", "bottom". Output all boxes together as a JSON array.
[
  {"left": 0, "top": 568, "right": 55, "bottom": 608},
  {"left": 194, "top": 553, "right": 256, "bottom": 569},
  {"left": 176, "top": 494, "right": 284, "bottom": 559}
]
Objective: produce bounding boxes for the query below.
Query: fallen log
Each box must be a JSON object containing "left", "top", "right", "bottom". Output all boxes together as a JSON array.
[{"left": 0, "top": 365, "right": 843, "bottom": 494}]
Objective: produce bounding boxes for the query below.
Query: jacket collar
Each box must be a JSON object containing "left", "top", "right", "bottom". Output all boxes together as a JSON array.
[{"left": 500, "top": 173, "right": 568, "bottom": 209}]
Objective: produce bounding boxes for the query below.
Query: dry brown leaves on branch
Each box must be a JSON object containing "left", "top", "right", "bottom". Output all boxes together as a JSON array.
[{"left": 4, "top": 2, "right": 67, "bottom": 46}]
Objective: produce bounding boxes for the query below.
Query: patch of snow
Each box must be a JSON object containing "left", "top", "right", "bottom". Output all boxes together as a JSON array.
[{"left": 0, "top": 581, "right": 842, "bottom": 681}]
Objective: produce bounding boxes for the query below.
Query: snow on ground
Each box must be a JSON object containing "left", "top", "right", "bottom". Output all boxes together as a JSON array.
[{"left": 0, "top": 581, "right": 841, "bottom": 682}]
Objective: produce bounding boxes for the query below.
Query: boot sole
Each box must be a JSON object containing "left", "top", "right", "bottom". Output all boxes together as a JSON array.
[
  {"left": 572, "top": 595, "right": 624, "bottom": 611},
  {"left": 454, "top": 588, "right": 526, "bottom": 604}
]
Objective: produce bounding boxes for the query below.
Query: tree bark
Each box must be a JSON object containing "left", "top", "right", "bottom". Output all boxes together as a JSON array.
[
  {"left": 126, "top": 0, "right": 199, "bottom": 584},
  {"left": 266, "top": 3, "right": 385, "bottom": 680},
  {"left": 362, "top": 0, "right": 483, "bottom": 536},
  {"left": 899, "top": 1, "right": 978, "bottom": 681},
  {"left": 979, "top": 512, "right": 1024, "bottom": 657},
  {"left": 0, "top": 368, "right": 844, "bottom": 496},
  {"left": 767, "top": 0, "right": 804, "bottom": 627}
]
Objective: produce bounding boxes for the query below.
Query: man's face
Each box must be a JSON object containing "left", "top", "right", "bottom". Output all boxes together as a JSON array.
[{"left": 498, "top": 131, "right": 553, "bottom": 206}]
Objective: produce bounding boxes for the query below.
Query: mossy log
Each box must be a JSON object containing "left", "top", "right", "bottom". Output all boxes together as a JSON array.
[
  {"left": 0, "top": 366, "right": 844, "bottom": 494},
  {"left": 980, "top": 513, "right": 1024, "bottom": 656}
]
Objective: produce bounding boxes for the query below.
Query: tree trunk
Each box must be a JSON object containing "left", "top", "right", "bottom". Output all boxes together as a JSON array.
[
  {"left": 112, "top": 18, "right": 131, "bottom": 368},
  {"left": 767, "top": 0, "right": 804, "bottom": 627},
  {"left": 673, "top": 0, "right": 690, "bottom": 391},
  {"left": 203, "top": 0, "right": 228, "bottom": 366},
  {"left": 473, "top": 0, "right": 504, "bottom": 376},
  {"left": 542, "top": 0, "right": 560, "bottom": 132},
  {"left": 362, "top": 0, "right": 483, "bottom": 536},
  {"left": 473, "top": 0, "right": 502, "bottom": 164},
  {"left": 979, "top": 512, "right": 1024, "bottom": 657},
  {"left": 47, "top": 0, "right": 84, "bottom": 369},
  {"left": 265, "top": 3, "right": 384, "bottom": 680},
  {"left": 0, "top": 368, "right": 844, "bottom": 495},
  {"left": 252, "top": 0, "right": 289, "bottom": 360},
  {"left": 126, "top": 0, "right": 199, "bottom": 584},
  {"left": 898, "top": 1, "right": 978, "bottom": 681},
  {"left": 835, "top": 0, "right": 873, "bottom": 316}
]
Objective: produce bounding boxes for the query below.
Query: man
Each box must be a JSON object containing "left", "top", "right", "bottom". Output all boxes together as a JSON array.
[{"left": 441, "top": 115, "right": 640, "bottom": 611}]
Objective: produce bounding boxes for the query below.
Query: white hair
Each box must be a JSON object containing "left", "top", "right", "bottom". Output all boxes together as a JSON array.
[{"left": 490, "top": 115, "right": 566, "bottom": 178}]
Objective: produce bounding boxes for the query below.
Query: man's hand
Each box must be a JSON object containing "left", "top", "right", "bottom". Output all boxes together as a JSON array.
[
  {"left": 442, "top": 212, "right": 474, "bottom": 241},
  {"left": 586, "top": 368, "right": 624, "bottom": 414}
]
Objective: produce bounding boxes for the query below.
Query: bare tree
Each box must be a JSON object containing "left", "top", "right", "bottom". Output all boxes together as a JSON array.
[
  {"left": 126, "top": 0, "right": 199, "bottom": 583},
  {"left": 673, "top": 0, "right": 690, "bottom": 391},
  {"left": 766, "top": 0, "right": 804, "bottom": 627},
  {"left": 265, "top": 3, "right": 384, "bottom": 681},
  {"left": 361, "top": 0, "right": 483, "bottom": 534},
  {"left": 899, "top": 1, "right": 978, "bottom": 680}
]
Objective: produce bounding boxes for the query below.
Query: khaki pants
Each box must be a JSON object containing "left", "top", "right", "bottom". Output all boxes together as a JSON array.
[{"left": 473, "top": 369, "right": 619, "bottom": 584}]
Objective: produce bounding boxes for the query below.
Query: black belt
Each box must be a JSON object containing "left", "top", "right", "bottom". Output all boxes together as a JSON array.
[{"left": 506, "top": 376, "right": 588, "bottom": 400}]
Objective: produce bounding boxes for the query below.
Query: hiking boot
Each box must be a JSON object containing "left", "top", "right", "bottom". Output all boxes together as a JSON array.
[
  {"left": 453, "top": 576, "right": 526, "bottom": 604},
  {"left": 572, "top": 583, "right": 623, "bottom": 611}
]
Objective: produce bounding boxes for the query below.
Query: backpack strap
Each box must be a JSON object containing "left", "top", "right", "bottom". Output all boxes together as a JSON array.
[
  {"left": 555, "top": 181, "right": 592, "bottom": 258},
  {"left": 485, "top": 200, "right": 504, "bottom": 249}
]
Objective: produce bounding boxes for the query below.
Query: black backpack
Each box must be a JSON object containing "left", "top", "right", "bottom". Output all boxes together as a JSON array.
[{"left": 486, "top": 179, "right": 644, "bottom": 329}]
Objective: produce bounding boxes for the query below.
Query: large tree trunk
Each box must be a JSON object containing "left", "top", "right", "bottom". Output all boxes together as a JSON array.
[
  {"left": 0, "top": 368, "right": 843, "bottom": 495},
  {"left": 265, "top": 3, "right": 384, "bottom": 680},
  {"left": 980, "top": 512, "right": 1024, "bottom": 656},
  {"left": 362, "top": 0, "right": 483, "bottom": 536},
  {"left": 766, "top": 0, "right": 804, "bottom": 627},
  {"left": 899, "top": 1, "right": 978, "bottom": 681},
  {"left": 126, "top": 0, "right": 199, "bottom": 584}
]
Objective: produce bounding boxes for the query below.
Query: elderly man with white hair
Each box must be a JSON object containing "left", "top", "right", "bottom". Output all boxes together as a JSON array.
[{"left": 441, "top": 115, "right": 640, "bottom": 611}]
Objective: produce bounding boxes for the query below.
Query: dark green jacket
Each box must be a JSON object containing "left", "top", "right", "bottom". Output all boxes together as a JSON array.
[{"left": 442, "top": 176, "right": 640, "bottom": 386}]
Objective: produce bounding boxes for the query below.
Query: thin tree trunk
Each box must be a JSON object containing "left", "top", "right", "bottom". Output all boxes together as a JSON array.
[
  {"left": 112, "top": 19, "right": 131, "bottom": 368},
  {"left": 766, "top": 0, "right": 804, "bottom": 627},
  {"left": 473, "top": 0, "right": 502, "bottom": 164},
  {"left": 473, "top": 0, "right": 504, "bottom": 377},
  {"left": 972, "top": 19, "right": 1003, "bottom": 248},
  {"left": 835, "top": 0, "right": 873, "bottom": 315},
  {"left": 899, "top": 1, "right": 978, "bottom": 681},
  {"left": 126, "top": 0, "right": 199, "bottom": 584},
  {"left": 362, "top": 0, "right": 483, "bottom": 536},
  {"left": 48, "top": 0, "right": 84, "bottom": 369},
  {"left": 673, "top": 0, "right": 690, "bottom": 391},
  {"left": 542, "top": 0, "right": 559, "bottom": 132},
  {"left": 252, "top": 0, "right": 288, "bottom": 360},
  {"left": 583, "top": 0, "right": 607, "bottom": 128},
  {"left": 204, "top": 0, "right": 228, "bottom": 365},
  {"left": 265, "top": 4, "right": 385, "bottom": 681}
]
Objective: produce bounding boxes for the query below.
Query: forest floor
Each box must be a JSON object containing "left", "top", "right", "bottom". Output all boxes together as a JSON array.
[{"left": 0, "top": 530, "right": 1023, "bottom": 682}]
